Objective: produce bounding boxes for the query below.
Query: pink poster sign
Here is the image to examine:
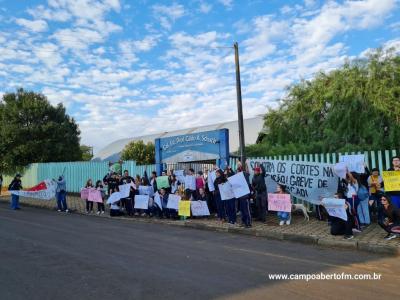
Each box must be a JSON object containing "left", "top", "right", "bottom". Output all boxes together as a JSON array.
[
  {"left": 80, "top": 188, "right": 89, "bottom": 200},
  {"left": 268, "top": 193, "right": 291, "bottom": 212},
  {"left": 88, "top": 189, "right": 103, "bottom": 203}
]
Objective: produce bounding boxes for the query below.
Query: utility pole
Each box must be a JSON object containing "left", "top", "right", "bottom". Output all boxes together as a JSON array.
[{"left": 234, "top": 42, "right": 246, "bottom": 166}]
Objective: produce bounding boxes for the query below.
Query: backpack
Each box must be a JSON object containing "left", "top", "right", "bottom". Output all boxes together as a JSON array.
[{"left": 357, "top": 185, "right": 369, "bottom": 201}]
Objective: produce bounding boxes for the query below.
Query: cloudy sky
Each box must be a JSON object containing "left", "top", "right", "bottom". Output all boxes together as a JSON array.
[{"left": 1, "top": 0, "right": 399, "bottom": 153}]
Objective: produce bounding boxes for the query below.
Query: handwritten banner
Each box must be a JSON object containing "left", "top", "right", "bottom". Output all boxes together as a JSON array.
[
  {"left": 267, "top": 193, "right": 292, "bottom": 212},
  {"left": 80, "top": 188, "right": 90, "bottom": 200},
  {"left": 247, "top": 159, "right": 338, "bottom": 204},
  {"left": 191, "top": 201, "right": 210, "bottom": 216},
  {"left": 382, "top": 171, "right": 400, "bottom": 192}
]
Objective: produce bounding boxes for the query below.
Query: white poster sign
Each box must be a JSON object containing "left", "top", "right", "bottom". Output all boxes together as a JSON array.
[
  {"left": 154, "top": 192, "right": 162, "bottom": 210},
  {"left": 191, "top": 201, "right": 210, "bottom": 216},
  {"left": 227, "top": 172, "right": 250, "bottom": 198},
  {"left": 134, "top": 195, "right": 149, "bottom": 209},
  {"left": 207, "top": 171, "right": 216, "bottom": 192},
  {"left": 322, "top": 198, "right": 348, "bottom": 221},
  {"left": 184, "top": 175, "right": 196, "bottom": 190},
  {"left": 339, "top": 154, "right": 365, "bottom": 173},
  {"left": 119, "top": 184, "right": 131, "bottom": 198},
  {"left": 107, "top": 192, "right": 121, "bottom": 204},
  {"left": 167, "top": 194, "right": 181, "bottom": 210},
  {"left": 218, "top": 182, "right": 235, "bottom": 200}
]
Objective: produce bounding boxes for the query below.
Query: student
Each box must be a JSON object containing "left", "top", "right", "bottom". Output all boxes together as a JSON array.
[
  {"left": 367, "top": 168, "right": 384, "bottom": 222},
  {"left": 85, "top": 179, "right": 94, "bottom": 213},
  {"left": 213, "top": 169, "right": 227, "bottom": 222},
  {"left": 357, "top": 177, "right": 371, "bottom": 226},
  {"left": 56, "top": 175, "right": 68, "bottom": 213},
  {"left": 237, "top": 167, "right": 252, "bottom": 228},
  {"left": 328, "top": 192, "right": 355, "bottom": 240},
  {"left": 159, "top": 188, "right": 172, "bottom": 218},
  {"left": 95, "top": 180, "right": 106, "bottom": 214},
  {"left": 195, "top": 171, "right": 205, "bottom": 196},
  {"left": 184, "top": 169, "right": 196, "bottom": 200},
  {"left": 386, "top": 156, "right": 400, "bottom": 209},
  {"left": 170, "top": 175, "right": 179, "bottom": 194},
  {"left": 345, "top": 172, "right": 361, "bottom": 231},
  {"left": 276, "top": 184, "right": 291, "bottom": 225},
  {"left": 150, "top": 171, "right": 158, "bottom": 193},
  {"left": 379, "top": 195, "right": 400, "bottom": 240},
  {"left": 251, "top": 166, "right": 267, "bottom": 223},
  {"left": 9, "top": 174, "right": 23, "bottom": 210},
  {"left": 110, "top": 200, "right": 123, "bottom": 217},
  {"left": 120, "top": 170, "right": 135, "bottom": 215}
]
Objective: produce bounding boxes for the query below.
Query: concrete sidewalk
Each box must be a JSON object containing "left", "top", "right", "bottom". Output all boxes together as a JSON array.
[{"left": 1, "top": 194, "right": 399, "bottom": 256}]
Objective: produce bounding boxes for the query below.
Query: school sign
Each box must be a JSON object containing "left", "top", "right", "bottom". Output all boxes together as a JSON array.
[{"left": 155, "top": 129, "right": 229, "bottom": 174}]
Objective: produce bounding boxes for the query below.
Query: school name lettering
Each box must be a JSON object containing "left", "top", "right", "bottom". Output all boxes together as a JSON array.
[{"left": 162, "top": 134, "right": 218, "bottom": 151}]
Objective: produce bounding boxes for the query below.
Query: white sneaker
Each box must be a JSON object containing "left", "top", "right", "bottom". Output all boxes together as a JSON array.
[
  {"left": 97, "top": 211, "right": 101, "bottom": 215},
  {"left": 286, "top": 219, "right": 291, "bottom": 225},
  {"left": 85, "top": 210, "right": 89, "bottom": 214},
  {"left": 101, "top": 211, "right": 105, "bottom": 214},
  {"left": 65, "top": 209, "right": 69, "bottom": 213},
  {"left": 279, "top": 220, "right": 284, "bottom": 226},
  {"left": 57, "top": 209, "right": 62, "bottom": 212}
]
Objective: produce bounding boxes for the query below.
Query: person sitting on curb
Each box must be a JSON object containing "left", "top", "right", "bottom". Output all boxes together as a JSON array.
[
  {"left": 379, "top": 194, "right": 400, "bottom": 240},
  {"left": 328, "top": 192, "right": 355, "bottom": 240}
]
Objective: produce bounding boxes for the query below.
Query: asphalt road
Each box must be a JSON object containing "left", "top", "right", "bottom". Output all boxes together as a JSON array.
[{"left": 1, "top": 202, "right": 399, "bottom": 300}]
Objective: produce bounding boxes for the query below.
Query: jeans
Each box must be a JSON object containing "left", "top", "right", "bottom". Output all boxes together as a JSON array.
[
  {"left": 11, "top": 194, "right": 20, "bottom": 209},
  {"left": 348, "top": 196, "right": 361, "bottom": 230},
  {"left": 357, "top": 198, "right": 370, "bottom": 225},
  {"left": 56, "top": 191, "right": 68, "bottom": 211},
  {"left": 277, "top": 211, "right": 290, "bottom": 221}
]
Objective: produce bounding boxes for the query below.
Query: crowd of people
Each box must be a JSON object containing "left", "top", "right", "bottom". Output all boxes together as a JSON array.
[{"left": 5, "top": 157, "right": 400, "bottom": 241}]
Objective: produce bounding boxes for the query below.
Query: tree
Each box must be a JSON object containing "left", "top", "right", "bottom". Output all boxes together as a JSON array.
[
  {"left": 246, "top": 48, "right": 400, "bottom": 156},
  {"left": 120, "top": 140, "right": 155, "bottom": 165},
  {"left": 80, "top": 145, "right": 93, "bottom": 161},
  {"left": 0, "top": 89, "right": 82, "bottom": 174}
]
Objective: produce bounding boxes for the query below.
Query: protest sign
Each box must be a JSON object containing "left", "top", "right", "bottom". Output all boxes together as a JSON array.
[
  {"left": 184, "top": 175, "right": 196, "bottom": 190},
  {"left": 228, "top": 172, "right": 250, "bottom": 198},
  {"left": 339, "top": 154, "right": 365, "bottom": 173},
  {"left": 333, "top": 162, "right": 348, "bottom": 179},
  {"left": 191, "top": 201, "right": 210, "bottom": 216},
  {"left": 134, "top": 195, "right": 149, "bottom": 209},
  {"left": 80, "top": 188, "right": 90, "bottom": 200},
  {"left": 139, "top": 185, "right": 154, "bottom": 197},
  {"left": 167, "top": 194, "right": 181, "bottom": 210},
  {"left": 247, "top": 159, "right": 338, "bottom": 204},
  {"left": 207, "top": 170, "right": 216, "bottom": 192},
  {"left": 322, "top": 198, "right": 347, "bottom": 221},
  {"left": 88, "top": 189, "right": 103, "bottom": 203},
  {"left": 154, "top": 192, "right": 162, "bottom": 210},
  {"left": 119, "top": 184, "right": 131, "bottom": 198},
  {"left": 107, "top": 192, "right": 121, "bottom": 204},
  {"left": 175, "top": 170, "right": 185, "bottom": 184},
  {"left": 218, "top": 182, "right": 235, "bottom": 200},
  {"left": 156, "top": 176, "right": 170, "bottom": 189},
  {"left": 382, "top": 171, "right": 400, "bottom": 191},
  {"left": 267, "top": 193, "right": 292, "bottom": 212},
  {"left": 178, "top": 200, "right": 191, "bottom": 217}
]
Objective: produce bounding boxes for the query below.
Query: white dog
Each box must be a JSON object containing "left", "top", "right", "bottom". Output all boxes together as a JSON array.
[{"left": 291, "top": 204, "right": 311, "bottom": 221}]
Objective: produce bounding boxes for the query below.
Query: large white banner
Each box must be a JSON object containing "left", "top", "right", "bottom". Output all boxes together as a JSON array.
[
  {"left": 10, "top": 179, "right": 57, "bottom": 200},
  {"left": 247, "top": 159, "right": 338, "bottom": 204}
]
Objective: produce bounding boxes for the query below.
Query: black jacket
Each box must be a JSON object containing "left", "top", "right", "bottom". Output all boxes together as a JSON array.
[
  {"left": 9, "top": 178, "right": 22, "bottom": 191},
  {"left": 252, "top": 174, "right": 266, "bottom": 193}
]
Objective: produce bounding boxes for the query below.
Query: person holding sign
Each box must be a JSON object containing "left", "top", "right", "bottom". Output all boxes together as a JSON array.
[
  {"left": 379, "top": 195, "right": 400, "bottom": 240},
  {"left": 84, "top": 179, "right": 94, "bottom": 213},
  {"left": 325, "top": 192, "right": 354, "bottom": 240},
  {"left": 386, "top": 156, "right": 400, "bottom": 209},
  {"left": 367, "top": 168, "right": 384, "bottom": 222},
  {"left": 275, "top": 185, "right": 292, "bottom": 225},
  {"left": 213, "top": 169, "right": 227, "bottom": 222},
  {"left": 184, "top": 169, "right": 196, "bottom": 200},
  {"left": 251, "top": 166, "right": 267, "bottom": 223},
  {"left": 95, "top": 180, "right": 106, "bottom": 214}
]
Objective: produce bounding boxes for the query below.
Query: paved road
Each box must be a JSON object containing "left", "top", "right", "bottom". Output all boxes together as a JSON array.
[{"left": 1, "top": 202, "right": 399, "bottom": 300}]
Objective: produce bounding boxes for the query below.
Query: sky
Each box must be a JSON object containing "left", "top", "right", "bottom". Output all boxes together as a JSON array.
[{"left": 0, "top": 0, "right": 399, "bottom": 154}]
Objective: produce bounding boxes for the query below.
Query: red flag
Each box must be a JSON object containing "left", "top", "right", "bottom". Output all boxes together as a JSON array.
[{"left": 26, "top": 181, "right": 47, "bottom": 191}]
